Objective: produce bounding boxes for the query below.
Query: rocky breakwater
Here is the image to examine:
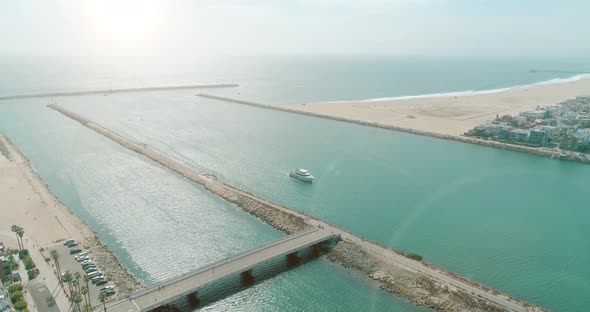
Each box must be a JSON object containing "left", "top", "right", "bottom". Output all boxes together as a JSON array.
[
  {"left": 202, "top": 177, "right": 311, "bottom": 234},
  {"left": 85, "top": 236, "right": 144, "bottom": 296}
]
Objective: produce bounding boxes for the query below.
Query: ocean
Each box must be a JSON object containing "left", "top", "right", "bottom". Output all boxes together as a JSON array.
[{"left": 0, "top": 54, "right": 589, "bottom": 311}]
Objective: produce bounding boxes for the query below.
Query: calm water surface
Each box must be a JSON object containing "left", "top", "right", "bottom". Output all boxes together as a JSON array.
[{"left": 1, "top": 55, "right": 589, "bottom": 311}]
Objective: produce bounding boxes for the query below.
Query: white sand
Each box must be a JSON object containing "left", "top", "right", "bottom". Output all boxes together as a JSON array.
[
  {"left": 0, "top": 134, "right": 92, "bottom": 249},
  {"left": 288, "top": 78, "right": 590, "bottom": 136}
]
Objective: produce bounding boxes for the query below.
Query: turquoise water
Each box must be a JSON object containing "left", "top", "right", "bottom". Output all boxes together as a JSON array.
[
  {"left": 1, "top": 55, "right": 590, "bottom": 311},
  {"left": 0, "top": 99, "right": 422, "bottom": 311}
]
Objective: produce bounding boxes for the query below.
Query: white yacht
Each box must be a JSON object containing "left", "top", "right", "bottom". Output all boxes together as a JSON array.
[{"left": 290, "top": 168, "right": 314, "bottom": 183}]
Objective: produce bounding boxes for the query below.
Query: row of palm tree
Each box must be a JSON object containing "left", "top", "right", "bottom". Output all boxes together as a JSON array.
[
  {"left": 13, "top": 225, "right": 110, "bottom": 311},
  {"left": 62, "top": 270, "right": 93, "bottom": 311},
  {"left": 10, "top": 225, "right": 25, "bottom": 251}
]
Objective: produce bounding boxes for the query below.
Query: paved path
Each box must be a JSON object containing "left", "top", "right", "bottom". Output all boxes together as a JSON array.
[
  {"left": 27, "top": 281, "right": 60, "bottom": 312},
  {"left": 107, "top": 228, "right": 336, "bottom": 312},
  {"left": 20, "top": 235, "right": 72, "bottom": 312}
]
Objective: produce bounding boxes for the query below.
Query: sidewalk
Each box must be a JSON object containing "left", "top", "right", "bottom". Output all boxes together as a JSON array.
[{"left": 20, "top": 235, "right": 72, "bottom": 312}]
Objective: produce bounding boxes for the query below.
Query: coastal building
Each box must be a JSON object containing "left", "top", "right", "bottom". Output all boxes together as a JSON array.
[
  {"left": 508, "top": 129, "right": 529, "bottom": 142},
  {"left": 529, "top": 128, "right": 548, "bottom": 145},
  {"left": 478, "top": 121, "right": 512, "bottom": 137},
  {"left": 577, "top": 116, "right": 590, "bottom": 128},
  {"left": 538, "top": 105, "right": 560, "bottom": 118},
  {"left": 513, "top": 116, "right": 527, "bottom": 127},
  {"left": 574, "top": 128, "right": 590, "bottom": 144},
  {"left": 520, "top": 110, "right": 546, "bottom": 121},
  {"left": 0, "top": 284, "right": 13, "bottom": 312},
  {"left": 558, "top": 125, "right": 576, "bottom": 135},
  {"left": 537, "top": 125, "right": 557, "bottom": 140},
  {"left": 561, "top": 112, "right": 578, "bottom": 125}
]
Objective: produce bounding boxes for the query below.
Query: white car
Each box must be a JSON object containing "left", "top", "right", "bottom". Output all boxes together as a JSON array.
[{"left": 87, "top": 271, "right": 102, "bottom": 278}]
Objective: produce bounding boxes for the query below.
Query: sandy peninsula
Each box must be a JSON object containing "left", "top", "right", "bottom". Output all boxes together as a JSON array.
[{"left": 287, "top": 77, "right": 590, "bottom": 136}]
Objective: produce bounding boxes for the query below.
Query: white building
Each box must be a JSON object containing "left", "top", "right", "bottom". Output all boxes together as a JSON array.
[
  {"left": 536, "top": 125, "right": 557, "bottom": 140},
  {"left": 508, "top": 129, "right": 529, "bottom": 142},
  {"left": 521, "top": 110, "right": 546, "bottom": 120}
]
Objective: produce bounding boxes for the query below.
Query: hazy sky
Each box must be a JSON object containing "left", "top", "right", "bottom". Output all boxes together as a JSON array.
[{"left": 1, "top": 0, "right": 589, "bottom": 59}]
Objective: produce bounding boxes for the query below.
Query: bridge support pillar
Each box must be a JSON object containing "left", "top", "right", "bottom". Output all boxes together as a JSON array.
[
  {"left": 187, "top": 292, "right": 200, "bottom": 309},
  {"left": 287, "top": 252, "right": 301, "bottom": 267},
  {"left": 311, "top": 242, "right": 328, "bottom": 258},
  {"left": 241, "top": 270, "right": 255, "bottom": 287}
]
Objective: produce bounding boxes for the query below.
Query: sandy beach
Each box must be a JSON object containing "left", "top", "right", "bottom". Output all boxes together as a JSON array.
[
  {"left": 0, "top": 134, "right": 142, "bottom": 298},
  {"left": 0, "top": 134, "right": 91, "bottom": 248},
  {"left": 288, "top": 77, "right": 590, "bottom": 136}
]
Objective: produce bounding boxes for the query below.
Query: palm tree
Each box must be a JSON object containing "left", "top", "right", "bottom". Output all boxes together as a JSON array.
[
  {"left": 84, "top": 275, "right": 92, "bottom": 310},
  {"left": 16, "top": 226, "right": 25, "bottom": 250},
  {"left": 74, "top": 272, "right": 82, "bottom": 312},
  {"left": 100, "top": 292, "right": 108, "bottom": 312},
  {"left": 51, "top": 250, "right": 63, "bottom": 285},
  {"left": 81, "top": 286, "right": 89, "bottom": 312},
  {"left": 63, "top": 271, "right": 75, "bottom": 310},
  {"left": 10, "top": 225, "right": 23, "bottom": 251}
]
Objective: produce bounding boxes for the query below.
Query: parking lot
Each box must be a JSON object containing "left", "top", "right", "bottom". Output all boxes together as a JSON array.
[{"left": 49, "top": 243, "right": 117, "bottom": 306}]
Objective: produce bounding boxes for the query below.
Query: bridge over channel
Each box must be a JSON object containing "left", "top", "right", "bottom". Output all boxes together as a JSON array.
[{"left": 106, "top": 228, "right": 339, "bottom": 312}]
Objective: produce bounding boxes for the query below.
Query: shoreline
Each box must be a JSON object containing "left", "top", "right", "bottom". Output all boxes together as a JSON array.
[
  {"left": 287, "top": 76, "right": 590, "bottom": 136},
  {"left": 0, "top": 133, "right": 143, "bottom": 297},
  {"left": 197, "top": 93, "right": 590, "bottom": 165},
  {"left": 321, "top": 73, "right": 589, "bottom": 104},
  {"left": 48, "top": 104, "right": 547, "bottom": 312}
]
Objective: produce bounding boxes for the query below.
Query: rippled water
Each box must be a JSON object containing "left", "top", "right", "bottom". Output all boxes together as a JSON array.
[
  {"left": 1, "top": 55, "right": 590, "bottom": 311},
  {"left": 0, "top": 99, "right": 424, "bottom": 311},
  {"left": 55, "top": 89, "right": 590, "bottom": 311}
]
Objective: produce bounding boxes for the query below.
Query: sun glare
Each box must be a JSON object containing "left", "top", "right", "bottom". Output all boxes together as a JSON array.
[{"left": 83, "top": 0, "right": 166, "bottom": 45}]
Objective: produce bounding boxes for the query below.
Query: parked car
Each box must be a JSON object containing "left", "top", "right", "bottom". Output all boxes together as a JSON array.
[
  {"left": 84, "top": 267, "right": 97, "bottom": 274},
  {"left": 101, "top": 288, "right": 115, "bottom": 296},
  {"left": 67, "top": 242, "right": 79, "bottom": 248},
  {"left": 75, "top": 252, "right": 89, "bottom": 258},
  {"left": 87, "top": 271, "right": 102, "bottom": 278},
  {"left": 80, "top": 259, "right": 93, "bottom": 265},
  {"left": 91, "top": 276, "right": 105, "bottom": 284},
  {"left": 95, "top": 279, "right": 108, "bottom": 286},
  {"left": 63, "top": 239, "right": 75, "bottom": 246},
  {"left": 77, "top": 256, "right": 90, "bottom": 262},
  {"left": 82, "top": 263, "right": 95, "bottom": 270},
  {"left": 69, "top": 249, "right": 82, "bottom": 255}
]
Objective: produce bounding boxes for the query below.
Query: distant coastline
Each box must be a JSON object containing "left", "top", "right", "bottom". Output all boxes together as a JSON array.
[
  {"left": 198, "top": 75, "right": 590, "bottom": 165},
  {"left": 321, "top": 73, "right": 589, "bottom": 104},
  {"left": 0, "top": 84, "right": 239, "bottom": 101}
]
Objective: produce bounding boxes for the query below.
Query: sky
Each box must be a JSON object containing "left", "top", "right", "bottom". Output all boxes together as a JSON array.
[{"left": 0, "top": 0, "right": 589, "bottom": 59}]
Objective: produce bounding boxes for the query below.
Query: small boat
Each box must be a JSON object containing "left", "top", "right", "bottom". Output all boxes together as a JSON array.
[{"left": 290, "top": 168, "right": 314, "bottom": 183}]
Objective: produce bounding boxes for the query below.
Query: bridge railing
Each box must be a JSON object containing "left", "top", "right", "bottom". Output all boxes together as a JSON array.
[{"left": 130, "top": 227, "right": 322, "bottom": 299}]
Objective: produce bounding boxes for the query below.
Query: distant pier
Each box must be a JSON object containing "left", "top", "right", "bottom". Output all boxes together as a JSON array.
[{"left": 0, "top": 84, "right": 239, "bottom": 101}]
